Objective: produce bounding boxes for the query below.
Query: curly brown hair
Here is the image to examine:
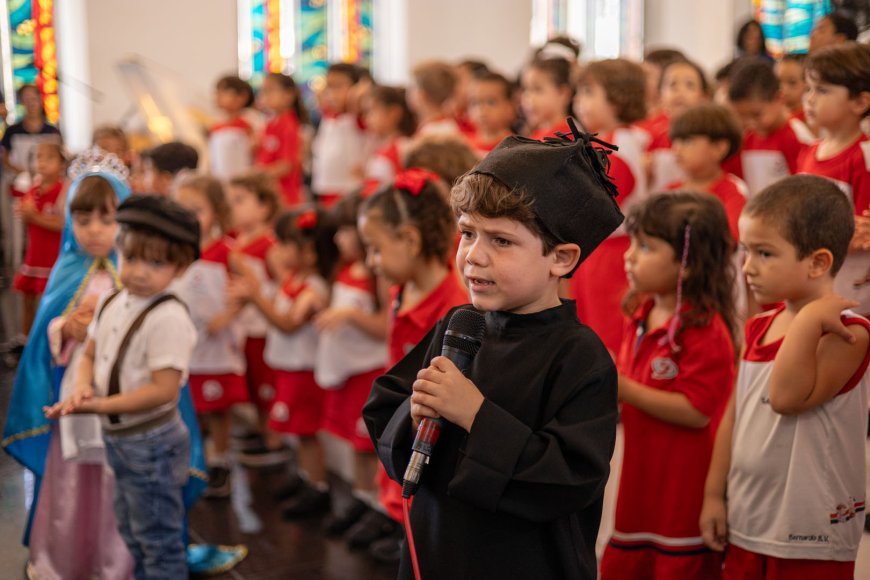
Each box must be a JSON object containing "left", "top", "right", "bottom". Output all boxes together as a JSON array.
[
  {"left": 229, "top": 171, "right": 282, "bottom": 222},
  {"left": 623, "top": 192, "right": 737, "bottom": 343},
  {"left": 578, "top": 59, "right": 648, "bottom": 124},
  {"left": 404, "top": 135, "right": 479, "bottom": 189}
]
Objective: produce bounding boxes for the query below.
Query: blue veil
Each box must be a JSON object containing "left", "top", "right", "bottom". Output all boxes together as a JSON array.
[{"left": 2, "top": 161, "right": 207, "bottom": 543}]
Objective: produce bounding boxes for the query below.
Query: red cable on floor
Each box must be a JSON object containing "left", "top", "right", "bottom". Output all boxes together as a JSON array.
[{"left": 402, "top": 496, "right": 421, "bottom": 580}]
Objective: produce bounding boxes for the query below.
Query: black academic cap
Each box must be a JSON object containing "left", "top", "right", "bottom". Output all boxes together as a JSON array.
[
  {"left": 116, "top": 195, "right": 201, "bottom": 260},
  {"left": 470, "top": 118, "right": 624, "bottom": 272}
]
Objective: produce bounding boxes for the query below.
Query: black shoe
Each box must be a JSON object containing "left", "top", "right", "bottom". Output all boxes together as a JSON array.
[
  {"left": 324, "top": 498, "right": 369, "bottom": 536},
  {"left": 368, "top": 528, "right": 404, "bottom": 564},
  {"left": 344, "top": 509, "right": 398, "bottom": 550},
  {"left": 238, "top": 444, "right": 292, "bottom": 468},
  {"left": 281, "top": 485, "right": 331, "bottom": 519},
  {"left": 203, "top": 465, "right": 231, "bottom": 498},
  {"left": 230, "top": 431, "right": 264, "bottom": 452},
  {"left": 272, "top": 476, "right": 306, "bottom": 501}
]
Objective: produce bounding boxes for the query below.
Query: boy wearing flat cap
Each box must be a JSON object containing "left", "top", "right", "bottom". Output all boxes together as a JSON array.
[
  {"left": 364, "top": 120, "right": 622, "bottom": 579},
  {"left": 46, "top": 195, "right": 200, "bottom": 578}
]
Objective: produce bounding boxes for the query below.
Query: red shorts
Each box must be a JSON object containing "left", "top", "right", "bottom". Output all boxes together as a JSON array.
[
  {"left": 723, "top": 544, "right": 854, "bottom": 580},
  {"left": 377, "top": 464, "right": 404, "bottom": 522},
  {"left": 322, "top": 368, "right": 383, "bottom": 453},
  {"left": 244, "top": 337, "right": 276, "bottom": 410},
  {"left": 13, "top": 272, "right": 49, "bottom": 294},
  {"left": 268, "top": 370, "right": 326, "bottom": 436},
  {"left": 189, "top": 373, "right": 249, "bottom": 413},
  {"left": 600, "top": 541, "right": 723, "bottom": 579}
]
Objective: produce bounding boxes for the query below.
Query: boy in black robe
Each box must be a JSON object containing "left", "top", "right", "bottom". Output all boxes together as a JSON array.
[{"left": 364, "top": 121, "right": 623, "bottom": 579}]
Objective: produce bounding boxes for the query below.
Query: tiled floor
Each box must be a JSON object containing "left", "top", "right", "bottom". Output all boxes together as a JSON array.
[{"left": 0, "top": 365, "right": 397, "bottom": 579}]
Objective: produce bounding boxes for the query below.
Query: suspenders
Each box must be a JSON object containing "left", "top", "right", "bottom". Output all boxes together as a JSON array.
[{"left": 96, "top": 291, "right": 182, "bottom": 425}]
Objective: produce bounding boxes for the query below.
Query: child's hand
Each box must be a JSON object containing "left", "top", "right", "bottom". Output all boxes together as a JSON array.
[
  {"left": 849, "top": 215, "right": 870, "bottom": 253},
  {"left": 313, "top": 307, "right": 353, "bottom": 332},
  {"left": 699, "top": 493, "right": 728, "bottom": 552},
  {"left": 412, "top": 356, "right": 484, "bottom": 432},
  {"left": 226, "top": 277, "right": 255, "bottom": 303},
  {"left": 799, "top": 294, "right": 860, "bottom": 344}
]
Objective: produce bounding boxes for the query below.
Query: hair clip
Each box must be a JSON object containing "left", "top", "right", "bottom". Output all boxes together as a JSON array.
[
  {"left": 68, "top": 146, "right": 130, "bottom": 183},
  {"left": 394, "top": 167, "right": 440, "bottom": 196},
  {"left": 296, "top": 209, "right": 317, "bottom": 230}
]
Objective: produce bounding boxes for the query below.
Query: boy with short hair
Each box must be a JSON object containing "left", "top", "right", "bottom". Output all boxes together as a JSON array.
[
  {"left": 142, "top": 141, "right": 199, "bottom": 195},
  {"left": 700, "top": 175, "right": 870, "bottom": 580},
  {"left": 798, "top": 42, "right": 870, "bottom": 315},
  {"left": 46, "top": 195, "right": 200, "bottom": 578},
  {"left": 726, "top": 58, "right": 816, "bottom": 197},
  {"left": 409, "top": 60, "right": 462, "bottom": 137},
  {"left": 667, "top": 103, "right": 747, "bottom": 240},
  {"left": 364, "top": 123, "right": 622, "bottom": 578},
  {"left": 809, "top": 11, "right": 859, "bottom": 53},
  {"left": 466, "top": 71, "right": 516, "bottom": 158}
]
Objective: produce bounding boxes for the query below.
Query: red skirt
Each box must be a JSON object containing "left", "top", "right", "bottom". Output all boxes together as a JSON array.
[
  {"left": 322, "top": 367, "right": 383, "bottom": 452},
  {"left": 13, "top": 272, "right": 49, "bottom": 294},
  {"left": 189, "top": 373, "right": 249, "bottom": 413},
  {"left": 243, "top": 337, "right": 276, "bottom": 410},
  {"left": 268, "top": 369, "right": 326, "bottom": 436},
  {"left": 723, "top": 544, "right": 854, "bottom": 580},
  {"left": 377, "top": 464, "right": 404, "bottom": 523}
]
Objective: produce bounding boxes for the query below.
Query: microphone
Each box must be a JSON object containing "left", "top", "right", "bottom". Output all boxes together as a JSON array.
[{"left": 402, "top": 307, "right": 486, "bottom": 498}]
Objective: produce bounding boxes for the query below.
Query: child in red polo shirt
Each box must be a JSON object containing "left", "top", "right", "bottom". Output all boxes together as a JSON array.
[
  {"left": 13, "top": 142, "right": 67, "bottom": 338},
  {"left": 600, "top": 192, "right": 737, "bottom": 580},
  {"left": 351, "top": 168, "right": 467, "bottom": 562},
  {"left": 798, "top": 43, "right": 870, "bottom": 315},
  {"left": 255, "top": 73, "right": 308, "bottom": 207},
  {"left": 726, "top": 59, "right": 816, "bottom": 197}
]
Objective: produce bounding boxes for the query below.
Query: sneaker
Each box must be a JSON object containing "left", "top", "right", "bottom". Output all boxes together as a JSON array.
[
  {"left": 324, "top": 497, "right": 368, "bottom": 536},
  {"left": 344, "top": 509, "right": 399, "bottom": 550},
  {"left": 237, "top": 444, "right": 292, "bottom": 468},
  {"left": 272, "top": 476, "right": 306, "bottom": 501},
  {"left": 281, "top": 485, "right": 331, "bottom": 519},
  {"left": 368, "top": 528, "right": 404, "bottom": 564},
  {"left": 203, "top": 465, "right": 231, "bottom": 498}
]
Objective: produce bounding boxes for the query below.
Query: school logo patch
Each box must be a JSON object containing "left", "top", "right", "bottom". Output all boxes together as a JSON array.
[
  {"left": 651, "top": 357, "right": 679, "bottom": 380},
  {"left": 202, "top": 380, "right": 224, "bottom": 402},
  {"left": 830, "top": 497, "right": 865, "bottom": 524},
  {"left": 270, "top": 402, "right": 289, "bottom": 423}
]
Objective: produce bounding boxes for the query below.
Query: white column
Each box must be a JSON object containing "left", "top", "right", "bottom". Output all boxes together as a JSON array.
[{"left": 55, "top": 0, "right": 93, "bottom": 152}]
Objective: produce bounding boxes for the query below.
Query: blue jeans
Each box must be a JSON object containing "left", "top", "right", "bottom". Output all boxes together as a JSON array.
[{"left": 104, "top": 415, "right": 190, "bottom": 580}]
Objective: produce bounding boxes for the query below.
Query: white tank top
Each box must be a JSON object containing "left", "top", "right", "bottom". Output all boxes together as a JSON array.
[
  {"left": 315, "top": 267, "right": 388, "bottom": 388},
  {"left": 728, "top": 306, "right": 870, "bottom": 561},
  {"left": 264, "top": 274, "right": 328, "bottom": 372}
]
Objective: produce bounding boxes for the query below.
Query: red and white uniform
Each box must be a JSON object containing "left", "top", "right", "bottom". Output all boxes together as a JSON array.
[
  {"left": 645, "top": 115, "right": 688, "bottom": 194},
  {"left": 727, "top": 305, "right": 870, "bottom": 564},
  {"left": 667, "top": 172, "right": 748, "bottom": 241},
  {"left": 377, "top": 272, "right": 469, "bottom": 521},
  {"left": 571, "top": 129, "right": 646, "bottom": 354},
  {"left": 633, "top": 111, "right": 668, "bottom": 152},
  {"left": 317, "top": 264, "right": 388, "bottom": 451},
  {"left": 209, "top": 117, "right": 253, "bottom": 180},
  {"left": 256, "top": 110, "right": 303, "bottom": 206},
  {"left": 311, "top": 112, "right": 367, "bottom": 206},
  {"left": 600, "top": 301, "right": 734, "bottom": 579},
  {"left": 175, "top": 238, "right": 248, "bottom": 413},
  {"left": 264, "top": 274, "right": 329, "bottom": 436},
  {"left": 13, "top": 180, "right": 63, "bottom": 294},
  {"left": 415, "top": 117, "right": 462, "bottom": 138},
  {"left": 364, "top": 136, "right": 408, "bottom": 188},
  {"left": 236, "top": 233, "right": 278, "bottom": 409},
  {"left": 799, "top": 135, "right": 870, "bottom": 315},
  {"left": 468, "top": 131, "right": 512, "bottom": 160},
  {"left": 530, "top": 119, "right": 571, "bottom": 142},
  {"left": 727, "top": 117, "right": 816, "bottom": 198}
]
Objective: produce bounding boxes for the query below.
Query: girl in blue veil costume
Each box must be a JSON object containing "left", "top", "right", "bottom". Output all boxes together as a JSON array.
[{"left": 2, "top": 148, "right": 245, "bottom": 576}]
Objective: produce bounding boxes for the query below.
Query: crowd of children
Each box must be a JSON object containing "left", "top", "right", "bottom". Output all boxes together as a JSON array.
[{"left": 1, "top": 9, "right": 869, "bottom": 579}]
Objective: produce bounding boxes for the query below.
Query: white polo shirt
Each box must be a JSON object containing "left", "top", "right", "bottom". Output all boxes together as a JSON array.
[{"left": 89, "top": 289, "right": 197, "bottom": 432}]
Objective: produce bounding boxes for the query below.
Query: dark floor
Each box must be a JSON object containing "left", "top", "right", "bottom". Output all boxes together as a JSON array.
[{"left": 0, "top": 363, "right": 398, "bottom": 580}]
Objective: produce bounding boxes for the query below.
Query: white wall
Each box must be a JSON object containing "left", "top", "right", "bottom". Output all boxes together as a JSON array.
[
  {"left": 56, "top": 0, "right": 238, "bottom": 149},
  {"left": 404, "top": 0, "right": 533, "bottom": 80},
  {"left": 644, "top": 0, "right": 755, "bottom": 76}
]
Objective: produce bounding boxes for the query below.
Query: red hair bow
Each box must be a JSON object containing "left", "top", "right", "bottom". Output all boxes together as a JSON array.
[
  {"left": 394, "top": 167, "right": 440, "bottom": 196},
  {"left": 296, "top": 209, "right": 317, "bottom": 230}
]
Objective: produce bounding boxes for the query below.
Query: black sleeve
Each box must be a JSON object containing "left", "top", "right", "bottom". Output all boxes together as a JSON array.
[
  {"left": 447, "top": 348, "right": 618, "bottom": 523},
  {"left": 363, "top": 321, "right": 445, "bottom": 483},
  {"left": 1, "top": 124, "right": 17, "bottom": 152}
]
